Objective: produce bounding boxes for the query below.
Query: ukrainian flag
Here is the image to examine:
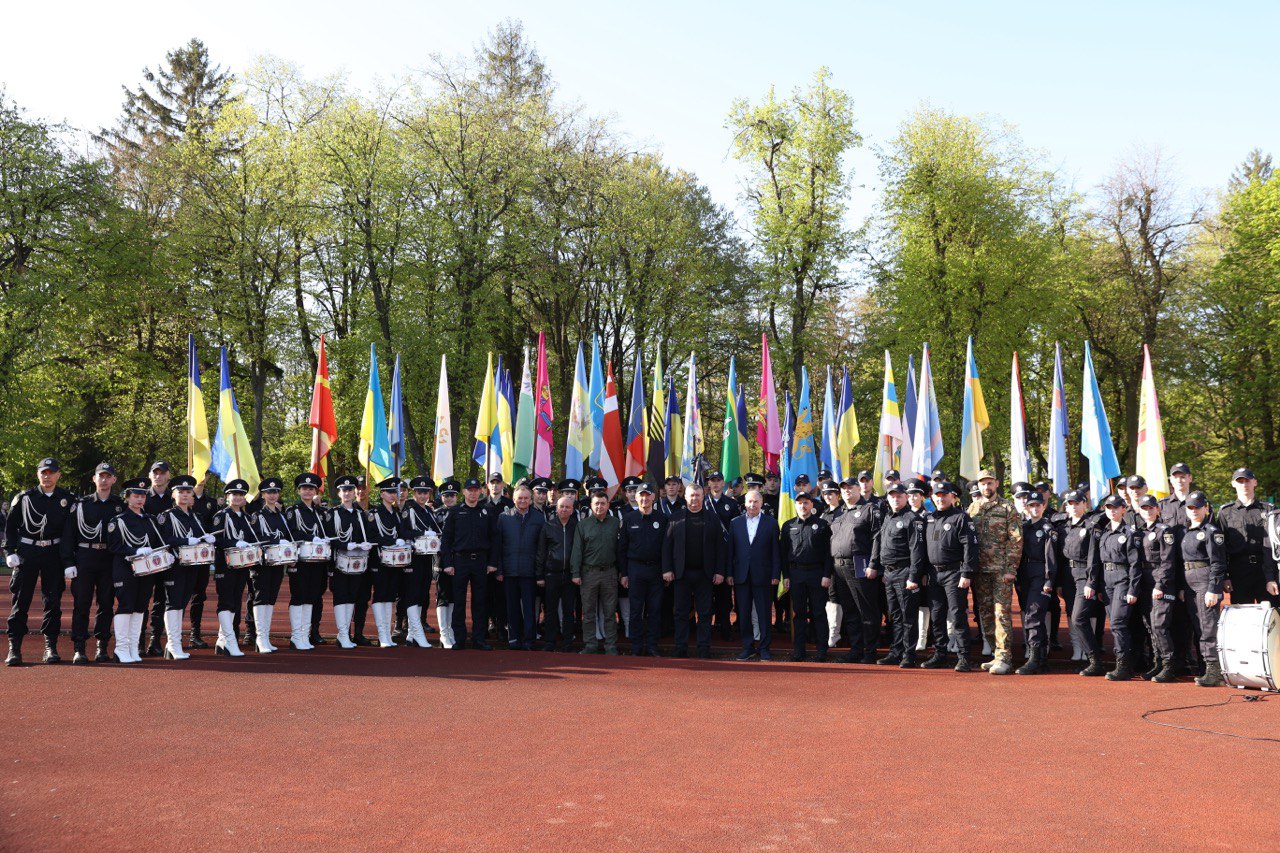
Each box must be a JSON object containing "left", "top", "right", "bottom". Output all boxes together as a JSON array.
[
  {"left": 187, "top": 335, "right": 211, "bottom": 483},
  {"left": 359, "top": 343, "right": 393, "bottom": 483},
  {"left": 958, "top": 336, "right": 989, "bottom": 481},
  {"left": 209, "top": 346, "right": 260, "bottom": 496}
]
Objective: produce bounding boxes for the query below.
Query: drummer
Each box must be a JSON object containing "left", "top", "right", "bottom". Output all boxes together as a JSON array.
[
  {"left": 250, "top": 477, "right": 296, "bottom": 654},
  {"left": 327, "top": 475, "right": 372, "bottom": 649},
  {"left": 399, "top": 476, "right": 440, "bottom": 648},
  {"left": 433, "top": 480, "right": 460, "bottom": 648},
  {"left": 155, "top": 475, "right": 216, "bottom": 660},
  {"left": 211, "top": 479, "right": 262, "bottom": 657},
  {"left": 106, "top": 477, "right": 167, "bottom": 664},
  {"left": 288, "top": 472, "right": 329, "bottom": 650},
  {"left": 368, "top": 477, "right": 410, "bottom": 648}
]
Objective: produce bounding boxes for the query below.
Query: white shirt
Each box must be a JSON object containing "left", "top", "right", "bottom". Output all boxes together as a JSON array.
[{"left": 745, "top": 513, "right": 760, "bottom": 544}]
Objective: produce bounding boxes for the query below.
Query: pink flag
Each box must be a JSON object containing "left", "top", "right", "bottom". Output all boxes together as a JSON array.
[
  {"left": 757, "top": 334, "right": 782, "bottom": 473},
  {"left": 534, "top": 332, "right": 554, "bottom": 478}
]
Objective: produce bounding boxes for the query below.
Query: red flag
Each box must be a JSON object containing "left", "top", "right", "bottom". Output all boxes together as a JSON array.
[
  {"left": 600, "top": 362, "right": 625, "bottom": 498},
  {"left": 757, "top": 334, "right": 782, "bottom": 474},
  {"left": 534, "top": 332, "right": 554, "bottom": 478},
  {"left": 309, "top": 336, "right": 338, "bottom": 481}
]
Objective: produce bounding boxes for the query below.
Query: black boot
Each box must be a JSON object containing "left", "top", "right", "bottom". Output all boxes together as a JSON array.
[
  {"left": 43, "top": 637, "right": 61, "bottom": 664},
  {"left": 5, "top": 639, "right": 21, "bottom": 667},
  {"left": 1195, "top": 660, "right": 1225, "bottom": 687},
  {"left": 954, "top": 652, "right": 973, "bottom": 672},
  {"left": 392, "top": 613, "right": 408, "bottom": 644},
  {"left": 72, "top": 640, "right": 89, "bottom": 665},
  {"left": 145, "top": 634, "right": 163, "bottom": 657},
  {"left": 1141, "top": 657, "right": 1163, "bottom": 681},
  {"left": 1079, "top": 654, "right": 1107, "bottom": 676},
  {"left": 94, "top": 638, "right": 110, "bottom": 662},
  {"left": 1153, "top": 658, "right": 1183, "bottom": 683},
  {"left": 876, "top": 652, "right": 902, "bottom": 666},
  {"left": 920, "top": 652, "right": 948, "bottom": 669},
  {"left": 1016, "top": 647, "right": 1046, "bottom": 675},
  {"left": 898, "top": 653, "right": 917, "bottom": 668},
  {"left": 1105, "top": 654, "right": 1134, "bottom": 681}
]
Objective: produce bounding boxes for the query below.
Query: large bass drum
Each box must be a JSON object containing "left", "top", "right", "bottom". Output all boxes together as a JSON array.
[{"left": 1218, "top": 603, "right": 1280, "bottom": 692}]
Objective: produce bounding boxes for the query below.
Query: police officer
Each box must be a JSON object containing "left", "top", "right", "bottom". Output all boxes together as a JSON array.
[
  {"left": 1159, "top": 463, "right": 1196, "bottom": 528},
  {"left": 248, "top": 477, "right": 297, "bottom": 653},
  {"left": 819, "top": 481, "right": 844, "bottom": 649},
  {"left": 433, "top": 479, "right": 461, "bottom": 648},
  {"left": 155, "top": 475, "right": 215, "bottom": 660},
  {"left": 366, "top": 477, "right": 409, "bottom": 648},
  {"left": 1132, "top": 494, "right": 1182, "bottom": 682},
  {"left": 440, "top": 477, "right": 498, "bottom": 650},
  {"left": 659, "top": 475, "right": 686, "bottom": 516},
  {"left": 620, "top": 483, "right": 667, "bottom": 656},
  {"left": 830, "top": 476, "right": 882, "bottom": 665},
  {"left": 1080, "top": 494, "right": 1142, "bottom": 680},
  {"left": 1216, "top": 467, "right": 1273, "bottom": 605},
  {"left": 871, "top": 482, "right": 925, "bottom": 667},
  {"left": 781, "top": 490, "right": 834, "bottom": 662},
  {"left": 1014, "top": 492, "right": 1057, "bottom": 675},
  {"left": 188, "top": 473, "right": 219, "bottom": 648},
  {"left": 106, "top": 477, "right": 167, "bottom": 664},
  {"left": 1181, "top": 492, "right": 1230, "bottom": 687},
  {"left": 1059, "top": 490, "right": 1102, "bottom": 666},
  {"left": 6, "top": 457, "right": 75, "bottom": 665},
  {"left": 211, "top": 479, "right": 262, "bottom": 657},
  {"left": 327, "top": 475, "right": 372, "bottom": 649},
  {"left": 287, "top": 472, "right": 329, "bottom": 650},
  {"left": 143, "top": 461, "right": 175, "bottom": 656},
  {"left": 399, "top": 475, "right": 440, "bottom": 649},
  {"left": 61, "top": 463, "right": 124, "bottom": 664},
  {"left": 920, "top": 482, "right": 978, "bottom": 671}
]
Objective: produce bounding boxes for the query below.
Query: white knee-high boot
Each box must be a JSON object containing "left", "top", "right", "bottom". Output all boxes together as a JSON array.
[
  {"left": 216, "top": 610, "right": 244, "bottom": 657},
  {"left": 437, "top": 605, "right": 455, "bottom": 648},
  {"left": 375, "top": 601, "right": 396, "bottom": 647},
  {"left": 164, "top": 610, "right": 189, "bottom": 660},
  {"left": 253, "top": 604, "right": 277, "bottom": 652},
  {"left": 334, "top": 603, "right": 356, "bottom": 649},
  {"left": 406, "top": 605, "right": 431, "bottom": 648},
  {"left": 113, "top": 613, "right": 138, "bottom": 663}
]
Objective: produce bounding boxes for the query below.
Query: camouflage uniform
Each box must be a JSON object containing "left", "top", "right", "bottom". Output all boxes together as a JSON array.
[{"left": 968, "top": 493, "right": 1024, "bottom": 663}]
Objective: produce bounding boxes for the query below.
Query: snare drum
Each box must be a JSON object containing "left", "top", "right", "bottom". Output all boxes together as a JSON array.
[
  {"left": 1218, "top": 602, "right": 1280, "bottom": 692},
  {"left": 412, "top": 533, "right": 441, "bottom": 555},
  {"left": 298, "top": 540, "right": 332, "bottom": 562},
  {"left": 380, "top": 544, "right": 413, "bottom": 567},
  {"left": 224, "top": 545, "right": 263, "bottom": 568},
  {"left": 130, "top": 549, "right": 174, "bottom": 576},
  {"left": 335, "top": 551, "right": 368, "bottom": 574},
  {"left": 177, "top": 542, "right": 216, "bottom": 566},
  {"left": 264, "top": 541, "right": 299, "bottom": 566}
]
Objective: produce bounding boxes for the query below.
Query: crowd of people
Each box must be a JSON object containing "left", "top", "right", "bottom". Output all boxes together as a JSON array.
[{"left": 5, "top": 456, "right": 1279, "bottom": 689}]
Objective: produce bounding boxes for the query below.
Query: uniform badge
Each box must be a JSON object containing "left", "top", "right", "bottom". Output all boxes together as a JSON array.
[
  {"left": 812, "top": 523, "right": 819, "bottom": 531},
  {"left": 108, "top": 522, "right": 116, "bottom": 532},
  {"left": 1147, "top": 532, "right": 1155, "bottom": 541},
  {"left": 853, "top": 511, "right": 861, "bottom": 519},
  {"left": 1196, "top": 531, "right": 1205, "bottom": 541},
  {"left": 896, "top": 521, "right": 905, "bottom": 529},
  {"left": 1079, "top": 529, "right": 1087, "bottom": 538},
  {"left": 480, "top": 508, "right": 487, "bottom": 517},
  {"left": 1162, "top": 533, "right": 1175, "bottom": 545},
  {"left": 1117, "top": 535, "right": 1126, "bottom": 543},
  {"left": 653, "top": 521, "right": 660, "bottom": 529},
  {"left": 60, "top": 498, "right": 68, "bottom": 507},
  {"left": 943, "top": 523, "right": 951, "bottom": 531},
  {"left": 367, "top": 511, "right": 375, "bottom": 522},
  {"left": 1036, "top": 530, "right": 1044, "bottom": 538},
  {"left": 1213, "top": 533, "right": 1224, "bottom": 545}
]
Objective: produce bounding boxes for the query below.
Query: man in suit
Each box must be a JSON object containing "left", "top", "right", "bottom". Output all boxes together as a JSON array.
[
  {"left": 661, "top": 483, "right": 726, "bottom": 659},
  {"left": 727, "top": 490, "right": 781, "bottom": 661}
]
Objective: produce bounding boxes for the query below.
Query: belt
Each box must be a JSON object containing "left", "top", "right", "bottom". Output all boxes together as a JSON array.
[
  {"left": 882, "top": 562, "right": 907, "bottom": 571},
  {"left": 19, "top": 537, "right": 60, "bottom": 547},
  {"left": 833, "top": 557, "right": 866, "bottom": 567},
  {"left": 78, "top": 542, "right": 108, "bottom": 550},
  {"left": 1069, "top": 559, "right": 1089, "bottom": 571},
  {"left": 932, "top": 562, "right": 962, "bottom": 571},
  {"left": 584, "top": 564, "right": 616, "bottom": 572},
  {"left": 458, "top": 551, "right": 484, "bottom": 560},
  {"left": 1103, "top": 562, "right": 1128, "bottom": 572},
  {"left": 1023, "top": 559, "right": 1046, "bottom": 567},
  {"left": 1185, "top": 560, "right": 1210, "bottom": 569},
  {"left": 629, "top": 560, "right": 659, "bottom": 567}
]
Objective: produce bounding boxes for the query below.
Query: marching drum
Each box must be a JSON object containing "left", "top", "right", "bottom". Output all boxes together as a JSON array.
[
  {"left": 130, "top": 549, "right": 174, "bottom": 576},
  {"left": 177, "top": 542, "right": 216, "bottom": 566},
  {"left": 1218, "top": 603, "right": 1280, "bottom": 692},
  {"left": 264, "top": 541, "right": 299, "bottom": 566},
  {"left": 412, "top": 532, "right": 441, "bottom": 555},
  {"left": 224, "top": 545, "right": 263, "bottom": 569},
  {"left": 380, "top": 544, "right": 413, "bottom": 567},
  {"left": 335, "top": 551, "right": 368, "bottom": 574},
  {"left": 298, "top": 540, "right": 332, "bottom": 562}
]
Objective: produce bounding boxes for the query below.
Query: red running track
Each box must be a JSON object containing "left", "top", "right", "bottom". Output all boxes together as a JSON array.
[{"left": 2, "top": 642, "right": 1277, "bottom": 851}]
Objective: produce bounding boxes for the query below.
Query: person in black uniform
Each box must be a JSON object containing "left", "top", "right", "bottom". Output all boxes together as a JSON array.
[
  {"left": 247, "top": 477, "right": 295, "bottom": 653},
  {"left": 530, "top": 478, "right": 555, "bottom": 520},
  {"left": 142, "top": 461, "right": 175, "bottom": 656},
  {"left": 780, "top": 491, "right": 834, "bottom": 662},
  {"left": 433, "top": 480, "right": 460, "bottom": 648},
  {"left": 1158, "top": 462, "right": 1196, "bottom": 528},
  {"left": 1058, "top": 490, "right": 1100, "bottom": 667},
  {"left": 327, "top": 475, "right": 372, "bottom": 649},
  {"left": 1132, "top": 494, "right": 1182, "bottom": 682},
  {"left": 919, "top": 482, "right": 978, "bottom": 671},
  {"left": 399, "top": 475, "right": 440, "bottom": 649},
  {"left": 287, "top": 472, "right": 329, "bottom": 650},
  {"left": 819, "top": 481, "right": 843, "bottom": 650},
  {"left": 1181, "top": 492, "right": 1230, "bottom": 687},
  {"left": 6, "top": 457, "right": 75, "bottom": 666},
  {"left": 705, "top": 471, "right": 741, "bottom": 642},
  {"left": 106, "top": 477, "right": 167, "bottom": 664},
  {"left": 366, "top": 477, "right": 409, "bottom": 648},
  {"left": 870, "top": 482, "right": 925, "bottom": 667},
  {"left": 154, "top": 475, "right": 215, "bottom": 660},
  {"left": 441, "top": 477, "right": 498, "bottom": 650},
  {"left": 620, "top": 483, "right": 667, "bottom": 656},
  {"left": 830, "top": 476, "right": 882, "bottom": 665},
  {"left": 662, "top": 484, "right": 725, "bottom": 659},
  {"left": 61, "top": 462, "right": 124, "bottom": 664},
  {"left": 210, "top": 479, "right": 263, "bottom": 657},
  {"left": 486, "top": 473, "right": 513, "bottom": 641},
  {"left": 188, "top": 473, "right": 219, "bottom": 648},
  {"left": 1078, "top": 494, "right": 1141, "bottom": 679},
  {"left": 1013, "top": 492, "right": 1057, "bottom": 675},
  {"left": 659, "top": 476, "right": 687, "bottom": 517},
  {"left": 1216, "top": 467, "right": 1274, "bottom": 605},
  {"left": 537, "top": 493, "right": 578, "bottom": 652}
]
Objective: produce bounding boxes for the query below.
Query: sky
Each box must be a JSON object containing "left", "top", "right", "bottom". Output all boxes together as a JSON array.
[{"left": 3, "top": 1, "right": 1277, "bottom": 227}]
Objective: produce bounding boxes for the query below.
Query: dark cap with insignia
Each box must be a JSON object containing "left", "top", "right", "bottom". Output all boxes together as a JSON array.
[
  {"left": 224, "top": 479, "right": 250, "bottom": 494},
  {"left": 94, "top": 462, "right": 116, "bottom": 475},
  {"left": 355, "top": 475, "right": 367, "bottom": 488},
  {"left": 463, "top": 477, "right": 483, "bottom": 490},
  {"left": 488, "top": 471, "right": 504, "bottom": 483},
  {"left": 410, "top": 476, "right": 435, "bottom": 491},
  {"left": 1169, "top": 462, "right": 1191, "bottom": 476},
  {"left": 968, "top": 482, "right": 982, "bottom": 496},
  {"left": 743, "top": 473, "right": 765, "bottom": 487},
  {"left": 793, "top": 489, "right": 814, "bottom": 502},
  {"left": 1137, "top": 495, "right": 1160, "bottom": 509},
  {"left": 930, "top": 468, "right": 947, "bottom": 481},
  {"left": 1033, "top": 481, "right": 1051, "bottom": 492},
  {"left": 1064, "top": 490, "right": 1086, "bottom": 503},
  {"left": 1101, "top": 494, "right": 1127, "bottom": 509},
  {"left": 295, "top": 472, "right": 322, "bottom": 489},
  {"left": 150, "top": 460, "right": 171, "bottom": 473},
  {"left": 1233, "top": 467, "right": 1257, "bottom": 482},
  {"left": 622, "top": 476, "right": 644, "bottom": 490},
  {"left": 376, "top": 477, "right": 401, "bottom": 492},
  {"left": 532, "top": 477, "right": 553, "bottom": 492},
  {"left": 1012, "top": 482, "right": 1033, "bottom": 498},
  {"left": 818, "top": 469, "right": 833, "bottom": 481},
  {"left": 794, "top": 474, "right": 810, "bottom": 486},
  {"left": 933, "top": 481, "right": 959, "bottom": 496},
  {"left": 707, "top": 470, "right": 724, "bottom": 482},
  {"left": 664, "top": 475, "right": 682, "bottom": 486},
  {"left": 765, "top": 471, "right": 780, "bottom": 481},
  {"left": 37, "top": 457, "right": 60, "bottom": 473},
  {"left": 171, "top": 475, "right": 197, "bottom": 490},
  {"left": 1126, "top": 475, "right": 1147, "bottom": 489},
  {"left": 884, "top": 469, "right": 901, "bottom": 481},
  {"left": 636, "top": 482, "right": 656, "bottom": 496},
  {"left": 1185, "top": 491, "right": 1209, "bottom": 508},
  {"left": 839, "top": 477, "right": 858, "bottom": 488},
  {"left": 857, "top": 469, "right": 874, "bottom": 482},
  {"left": 885, "top": 482, "right": 907, "bottom": 495},
  {"left": 1024, "top": 491, "right": 1045, "bottom": 506},
  {"left": 584, "top": 476, "right": 607, "bottom": 491},
  {"left": 260, "top": 477, "right": 284, "bottom": 492},
  {"left": 334, "top": 475, "right": 358, "bottom": 490},
  {"left": 821, "top": 482, "right": 840, "bottom": 494},
  {"left": 557, "top": 479, "right": 581, "bottom": 493},
  {"left": 122, "top": 477, "right": 150, "bottom": 495},
  {"left": 439, "top": 479, "right": 460, "bottom": 496},
  {"left": 906, "top": 478, "right": 927, "bottom": 495}
]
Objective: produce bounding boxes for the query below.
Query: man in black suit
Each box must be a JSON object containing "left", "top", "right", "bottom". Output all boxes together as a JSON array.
[
  {"left": 661, "top": 483, "right": 726, "bottom": 659},
  {"left": 727, "top": 490, "right": 781, "bottom": 660}
]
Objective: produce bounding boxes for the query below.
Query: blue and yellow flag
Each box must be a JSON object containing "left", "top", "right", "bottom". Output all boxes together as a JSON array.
[
  {"left": 187, "top": 335, "right": 211, "bottom": 483},
  {"left": 360, "top": 344, "right": 393, "bottom": 483},
  {"left": 210, "top": 346, "right": 260, "bottom": 496},
  {"left": 565, "top": 344, "right": 590, "bottom": 479},
  {"left": 473, "top": 352, "right": 497, "bottom": 472},
  {"left": 958, "top": 336, "right": 989, "bottom": 481}
]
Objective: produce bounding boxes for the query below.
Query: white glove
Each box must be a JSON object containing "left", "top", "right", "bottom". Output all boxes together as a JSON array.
[
  {"left": 187, "top": 537, "right": 200, "bottom": 546},
  {"left": 6, "top": 554, "right": 20, "bottom": 569},
  {"left": 394, "top": 538, "right": 406, "bottom": 546},
  {"left": 347, "top": 542, "right": 360, "bottom": 551},
  {"left": 361, "top": 542, "right": 374, "bottom": 551},
  {"left": 137, "top": 546, "right": 153, "bottom": 556},
  {"left": 202, "top": 534, "right": 216, "bottom": 544},
  {"left": 313, "top": 536, "right": 327, "bottom": 544},
  {"left": 64, "top": 566, "right": 77, "bottom": 580},
  {"left": 235, "top": 539, "right": 248, "bottom": 548}
]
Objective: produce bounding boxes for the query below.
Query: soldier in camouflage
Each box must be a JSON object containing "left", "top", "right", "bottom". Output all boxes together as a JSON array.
[{"left": 967, "top": 470, "right": 1024, "bottom": 675}]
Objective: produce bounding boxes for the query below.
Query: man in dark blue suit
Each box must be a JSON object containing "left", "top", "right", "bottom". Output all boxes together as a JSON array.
[{"left": 727, "top": 490, "right": 781, "bottom": 661}]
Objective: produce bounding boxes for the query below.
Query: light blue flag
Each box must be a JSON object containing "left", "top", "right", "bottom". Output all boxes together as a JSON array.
[
  {"left": 588, "top": 334, "right": 605, "bottom": 470},
  {"left": 900, "top": 354, "right": 918, "bottom": 479},
  {"left": 910, "top": 343, "right": 944, "bottom": 478},
  {"left": 791, "top": 367, "right": 819, "bottom": 488},
  {"left": 1080, "top": 341, "right": 1121, "bottom": 507},
  {"left": 821, "top": 366, "right": 837, "bottom": 481},
  {"left": 388, "top": 354, "right": 404, "bottom": 478}
]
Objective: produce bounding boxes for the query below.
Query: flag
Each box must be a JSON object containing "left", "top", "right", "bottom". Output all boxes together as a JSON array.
[
  {"left": 899, "top": 354, "right": 918, "bottom": 480},
  {"left": 588, "top": 334, "right": 604, "bottom": 470},
  {"left": 1047, "top": 343, "right": 1069, "bottom": 497},
  {"left": 494, "top": 361, "right": 516, "bottom": 482},
  {"left": 680, "top": 353, "right": 704, "bottom": 485},
  {"left": 821, "top": 366, "right": 837, "bottom": 481},
  {"left": 1136, "top": 344, "right": 1169, "bottom": 499},
  {"left": 601, "top": 363, "right": 625, "bottom": 497},
  {"left": 757, "top": 334, "right": 782, "bottom": 474},
  {"left": 778, "top": 391, "right": 797, "bottom": 528},
  {"left": 432, "top": 355, "right": 453, "bottom": 482},
  {"left": 646, "top": 349, "right": 667, "bottom": 485},
  {"left": 1009, "top": 352, "right": 1030, "bottom": 485},
  {"left": 836, "top": 366, "right": 860, "bottom": 478},
  {"left": 910, "top": 344, "right": 944, "bottom": 480},
  {"left": 791, "top": 366, "right": 819, "bottom": 490},
  {"left": 359, "top": 344, "right": 394, "bottom": 484},
  {"left": 388, "top": 354, "right": 405, "bottom": 479},
  {"left": 308, "top": 335, "right": 338, "bottom": 482},
  {"left": 565, "top": 343, "right": 590, "bottom": 480},
  {"left": 735, "top": 382, "right": 750, "bottom": 479},
  {"left": 958, "top": 337, "right": 990, "bottom": 481},
  {"left": 665, "top": 377, "right": 682, "bottom": 479},
  {"left": 872, "top": 351, "right": 903, "bottom": 486},
  {"left": 472, "top": 352, "right": 497, "bottom": 471},
  {"left": 534, "top": 333, "right": 554, "bottom": 478},
  {"left": 721, "top": 356, "right": 747, "bottom": 483},
  {"left": 625, "top": 349, "right": 647, "bottom": 478},
  {"left": 210, "top": 346, "right": 260, "bottom": 496},
  {"left": 1081, "top": 341, "right": 1121, "bottom": 507},
  {"left": 513, "top": 346, "right": 536, "bottom": 482},
  {"left": 187, "top": 334, "right": 211, "bottom": 483}
]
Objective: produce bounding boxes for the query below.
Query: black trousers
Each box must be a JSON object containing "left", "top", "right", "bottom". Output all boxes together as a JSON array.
[
  {"left": 190, "top": 564, "right": 211, "bottom": 633},
  {"left": 830, "top": 564, "right": 859, "bottom": 648},
  {"left": 353, "top": 571, "right": 373, "bottom": 636},
  {"left": 149, "top": 573, "right": 167, "bottom": 638},
  {"left": 926, "top": 569, "right": 970, "bottom": 654},
  {"left": 789, "top": 571, "right": 829, "bottom": 655},
  {"left": 541, "top": 571, "right": 574, "bottom": 646},
  {"left": 451, "top": 556, "right": 490, "bottom": 646},
  {"left": 849, "top": 574, "right": 883, "bottom": 657},
  {"left": 1138, "top": 574, "right": 1177, "bottom": 661},
  {"left": 249, "top": 565, "right": 284, "bottom": 606},
  {"left": 435, "top": 567, "right": 454, "bottom": 607},
  {"left": 287, "top": 563, "right": 324, "bottom": 607},
  {"left": 487, "top": 572, "right": 507, "bottom": 634},
  {"left": 160, "top": 565, "right": 195, "bottom": 613},
  {"left": 712, "top": 582, "right": 734, "bottom": 637},
  {"left": 71, "top": 549, "right": 114, "bottom": 642},
  {"left": 673, "top": 568, "right": 714, "bottom": 652},
  {"left": 6, "top": 546, "right": 63, "bottom": 640},
  {"left": 399, "top": 558, "right": 429, "bottom": 608},
  {"left": 735, "top": 577, "right": 774, "bottom": 652},
  {"left": 214, "top": 565, "right": 248, "bottom": 614},
  {"left": 1103, "top": 571, "right": 1137, "bottom": 657},
  {"left": 1226, "top": 557, "right": 1267, "bottom": 604},
  {"left": 1016, "top": 576, "right": 1051, "bottom": 650},
  {"left": 310, "top": 566, "right": 329, "bottom": 635},
  {"left": 113, "top": 559, "right": 157, "bottom": 615},
  {"left": 627, "top": 564, "right": 663, "bottom": 652},
  {"left": 1183, "top": 566, "right": 1222, "bottom": 660},
  {"left": 883, "top": 567, "right": 919, "bottom": 658},
  {"left": 1054, "top": 572, "right": 1077, "bottom": 649},
  {"left": 504, "top": 576, "right": 537, "bottom": 648}
]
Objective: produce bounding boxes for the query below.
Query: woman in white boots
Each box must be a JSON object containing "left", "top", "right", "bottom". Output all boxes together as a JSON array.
[
  {"left": 155, "top": 476, "right": 215, "bottom": 660},
  {"left": 287, "top": 472, "right": 329, "bottom": 650},
  {"left": 211, "top": 479, "right": 261, "bottom": 657},
  {"left": 328, "top": 475, "right": 372, "bottom": 648},
  {"left": 401, "top": 476, "right": 440, "bottom": 649},
  {"left": 249, "top": 477, "right": 294, "bottom": 654},
  {"left": 368, "top": 477, "right": 409, "bottom": 648},
  {"left": 106, "top": 478, "right": 167, "bottom": 664}
]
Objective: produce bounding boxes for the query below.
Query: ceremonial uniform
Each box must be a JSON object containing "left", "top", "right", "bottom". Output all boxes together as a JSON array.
[
  {"left": 401, "top": 494, "right": 442, "bottom": 649},
  {"left": 187, "top": 487, "right": 219, "bottom": 647},
  {"left": 106, "top": 497, "right": 167, "bottom": 664},
  {"left": 1059, "top": 510, "right": 1104, "bottom": 661},
  {"left": 327, "top": 493, "right": 372, "bottom": 649},
  {"left": 6, "top": 471, "right": 75, "bottom": 664},
  {"left": 967, "top": 483, "right": 1023, "bottom": 672},
  {"left": 143, "top": 479, "right": 174, "bottom": 655},
  {"left": 620, "top": 504, "right": 668, "bottom": 655},
  {"left": 781, "top": 506, "right": 834, "bottom": 661},
  {"left": 61, "top": 487, "right": 124, "bottom": 661},
  {"left": 287, "top": 482, "right": 329, "bottom": 649},
  {"left": 920, "top": 498, "right": 977, "bottom": 670},
  {"left": 1074, "top": 500, "right": 1142, "bottom": 678},
  {"left": 250, "top": 497, "right": 295, "bottom": 653},
  {"left": 440, "top": 492, "right": 498, "bottom": 650},
  {"left": 870, "top": 500, "right": 926, "bottom": 665},
  {"left": 829, "top": 495, "right": 881, "bottom": 663},
  {"left": 367, "top": 495, "right": 409, "bottom": 648},
  {"left": 155, "top": 483, "right": 213, "bottom": 660},
  {"left": 211, "top": 484, "right": 263, "bottom": 657},
  {"left": 433, "top": 492, "right": 459, "bottom": 648}
]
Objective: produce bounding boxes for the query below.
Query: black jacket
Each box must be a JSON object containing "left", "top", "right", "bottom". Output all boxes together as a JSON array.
[{"left": 662, "top": 506, "right": 726, "bottom": 579}]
